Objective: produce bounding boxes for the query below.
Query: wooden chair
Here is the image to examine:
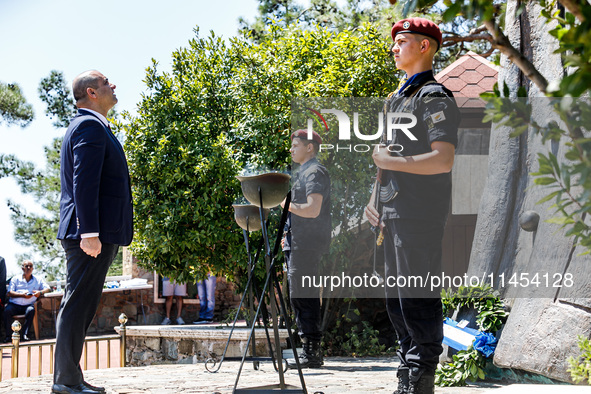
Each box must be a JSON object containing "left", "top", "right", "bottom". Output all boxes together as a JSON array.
[{"left": 11, "top": 300, "right": 40, "bottom": 340}]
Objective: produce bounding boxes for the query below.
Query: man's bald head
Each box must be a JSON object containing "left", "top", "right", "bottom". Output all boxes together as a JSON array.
[
  {"left": 71, "top": 70, "right": 117, "bottom": 116},
  {"left": 72, "top": 70, "right": 102, "bottom": 103}
]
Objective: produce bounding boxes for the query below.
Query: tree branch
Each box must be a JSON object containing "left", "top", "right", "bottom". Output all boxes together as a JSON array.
[
  {"left": 442, "top": 33, "right": 493, "bottom": 46},
  {"left": 558, "top": 0, "right": 586, "bottom": 22},
  {"left": 483, "top": 20, "right": 549, "bottom": 93},
  {"left": 441, "top": 30, "right": 495, "bottom": 57},
  {"left": 470, "top": 25, "right": 489, "bottom": 35}
]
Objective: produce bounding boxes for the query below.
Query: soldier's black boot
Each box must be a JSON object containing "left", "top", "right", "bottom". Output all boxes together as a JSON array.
[
  {"left": 287, "top": 338, "right": 323, "bottom": 369},
  {"left": 393, "top": 366, "right": 409, "bottom": 394},
  {"left": 408, "top": 367, "right": 435, "bottom": 394}
]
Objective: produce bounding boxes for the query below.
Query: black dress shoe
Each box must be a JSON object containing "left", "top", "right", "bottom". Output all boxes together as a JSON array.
[
  {"left": 51, "top": 383, "right": 101, "bottom": 393},
  {"left": 82, "top": 381, "right": 106, "bottom": 393}
]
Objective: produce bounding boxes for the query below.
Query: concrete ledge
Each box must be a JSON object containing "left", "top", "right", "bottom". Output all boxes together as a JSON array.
[
  {"left": 116, "top": 324, "right": 289, "bottom": 366},
  {"left": 116, "top": 324, "right": 288, "bottom": 340}
]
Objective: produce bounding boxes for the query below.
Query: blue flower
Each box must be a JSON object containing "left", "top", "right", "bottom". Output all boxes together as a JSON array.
[{"left": 473, "top": 332, "right": 497, "bottom": 357}]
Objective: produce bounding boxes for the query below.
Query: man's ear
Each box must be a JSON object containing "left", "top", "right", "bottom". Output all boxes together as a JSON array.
[{"left": 421, "top": 39, "right": 429, "bottom": 53}]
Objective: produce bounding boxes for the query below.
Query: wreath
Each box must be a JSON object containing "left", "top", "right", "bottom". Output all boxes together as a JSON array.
[{"left": 436, "top": 285, "right": 508, "bottom": 387}]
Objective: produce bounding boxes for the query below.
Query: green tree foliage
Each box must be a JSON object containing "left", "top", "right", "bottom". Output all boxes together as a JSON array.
[
  {"left": 123, "top": 23, "right": 398, "bottom": 283},
  {"left": 0, "top": 81, "right": 34, "bottom": 127},
  {"left": 241, "top": 0, "right": 497, "bottom": 74},
  {"left": 0, "top": 154, "right": 36, "bottom": 180},
  {"left": 0, "top": 81, "right": 35, "bottom": 179},
  {"left": 239, "top": 0, "right": 401, "bottom": 42},
  {"left": 396, "top": 0, "right": 591, "bottom": 253},
  {"left": 38, "top": 70, "right": 76, "bottom": 128}
]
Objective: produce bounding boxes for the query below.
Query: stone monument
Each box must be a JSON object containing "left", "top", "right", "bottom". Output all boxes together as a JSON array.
[{"left": 467, "top": 0, "right": 591, "bottom": 383}]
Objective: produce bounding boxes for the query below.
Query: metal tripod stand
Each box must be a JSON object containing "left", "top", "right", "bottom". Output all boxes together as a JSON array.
[{"left": 206, "top": 171, "right": 308, "bottom": 393}]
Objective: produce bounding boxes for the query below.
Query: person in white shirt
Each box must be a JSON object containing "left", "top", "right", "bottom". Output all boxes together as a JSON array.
[{"left": 3, "top": 260, "right": 50, "bottom": 342}]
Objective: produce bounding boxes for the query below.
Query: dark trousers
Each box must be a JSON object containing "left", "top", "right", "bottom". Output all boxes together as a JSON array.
[
  {"left": 286, "top": 249, "right": 322, "bottom": 341},
  {"left": 53, "top": 239, "right": 119, "bottom": 386},
  {"left": 4, "top": 302, "right": 35, "bottom": 339},
  {"left": 384, "top": 219, "right": 444, "bottom": 372}
]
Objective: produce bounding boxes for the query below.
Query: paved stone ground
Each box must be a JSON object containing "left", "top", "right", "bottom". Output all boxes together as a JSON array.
[{"left": 2, "top": 356, "right": 585, "bottom": 394}]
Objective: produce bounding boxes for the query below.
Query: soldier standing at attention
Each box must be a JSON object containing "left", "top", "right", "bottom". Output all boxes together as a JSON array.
[
  {"left": 282, "top": 129, "right": 331, "bottom": 369},
  {"left": 365, "top": 18, "right": 460, "bottom": 394}
]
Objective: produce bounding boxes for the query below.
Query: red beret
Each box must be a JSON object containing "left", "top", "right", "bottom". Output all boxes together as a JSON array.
[
  {"left": 391, "top": 18, "right": 442, "bottom": 52},
  {"left": 291, "top": 129, "right": 322, "bottom": 145}
]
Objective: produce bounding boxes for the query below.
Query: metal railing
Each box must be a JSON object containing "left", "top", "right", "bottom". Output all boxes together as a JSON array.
[{"left": 0, "top": 313, "right": 128, "bottom": 380}]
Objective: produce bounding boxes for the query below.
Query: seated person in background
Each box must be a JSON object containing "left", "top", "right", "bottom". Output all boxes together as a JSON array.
[{"left": 4, "top": 260, "right": 50, "bottom": 342}]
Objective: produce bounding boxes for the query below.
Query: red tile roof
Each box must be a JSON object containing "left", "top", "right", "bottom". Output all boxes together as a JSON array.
[{"left": 435, "top": 51, "right": 499, "bottom": 107}]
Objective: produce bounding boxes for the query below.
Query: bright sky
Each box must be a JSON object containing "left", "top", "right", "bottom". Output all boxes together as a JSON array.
[{"left": 0, "top": 0, "right": 260, "bottom": 276}]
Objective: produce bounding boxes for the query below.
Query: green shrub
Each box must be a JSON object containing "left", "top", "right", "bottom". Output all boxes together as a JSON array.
[{"left": 568, "top": 335, "right": 591, "bottom": 385}]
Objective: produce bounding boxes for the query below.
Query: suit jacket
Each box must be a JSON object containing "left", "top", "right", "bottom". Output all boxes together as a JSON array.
[
  {"left": 57, "top": 109, "right": 133, "bottom": 246},
  {"left": 0, "top": 256, "right": 6, "bottom": 306}
]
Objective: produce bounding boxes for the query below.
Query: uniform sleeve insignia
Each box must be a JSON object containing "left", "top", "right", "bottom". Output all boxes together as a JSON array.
[
  {"left": 430, "top": 111, "right": 446, "bottom": 124},
  {"left": 303, "top": 167, "right": 318, "bottom": 177}
]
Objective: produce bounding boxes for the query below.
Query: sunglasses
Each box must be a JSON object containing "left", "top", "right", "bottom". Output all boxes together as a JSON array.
[{"left": 23, "top": 265, "right": 33, "bottom": 269}]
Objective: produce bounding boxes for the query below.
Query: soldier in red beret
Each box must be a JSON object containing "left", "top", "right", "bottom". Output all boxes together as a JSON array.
[
  {"left": 282, "top": 129, "right": 331, "bottom": 369},
  {"left": 365, "top": 17, "right": 460, "bottom": 394}
]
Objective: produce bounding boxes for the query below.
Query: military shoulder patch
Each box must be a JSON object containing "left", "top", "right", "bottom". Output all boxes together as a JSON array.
[{"left": 430, "top": 111, "right": 446, "bottom": 124}]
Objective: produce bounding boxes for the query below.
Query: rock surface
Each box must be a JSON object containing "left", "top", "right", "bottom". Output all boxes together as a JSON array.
[{"left": 467, "top": 0, "right": 591, "bottom": 383}]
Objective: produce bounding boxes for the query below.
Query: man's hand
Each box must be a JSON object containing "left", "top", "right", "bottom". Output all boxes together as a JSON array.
[
  {"left": 33, "top": 290, "right": 42, "bottom": 298},
  {"left": 372, "top": 144, "right": 396, "bottom": 170},
  {"left": 81, "top": 236, "right": 102, "bottom": 258},
  {"left": 364, "top": 203, "right": 381, "bottom": 228},
  {"left": 365, "top": 180, "right": 382, "bottom": 228}
]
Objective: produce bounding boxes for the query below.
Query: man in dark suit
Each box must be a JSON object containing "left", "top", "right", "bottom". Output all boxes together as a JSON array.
[
  {"left": 0, "top": 256, "right": 6, "bottom": 308},
  {"left": 53, "top": 70, "right": 133, "bottom": 394},
  {"left": 0, "top": 255, "right": 6, "bottom": 339}
]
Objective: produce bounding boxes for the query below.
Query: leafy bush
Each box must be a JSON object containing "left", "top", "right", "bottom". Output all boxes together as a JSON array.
[
  {"left": 123, "top": 23, "right": 397, "bottom": 283},
  {"left": 568, "top": 335, "right": 591, "bottom": 385},
  {"left": 436, "top": 347, "right": 486, "bottom": 387},
  {"left": 323, "top": 306, "right": 395, "bottom": 357}
]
